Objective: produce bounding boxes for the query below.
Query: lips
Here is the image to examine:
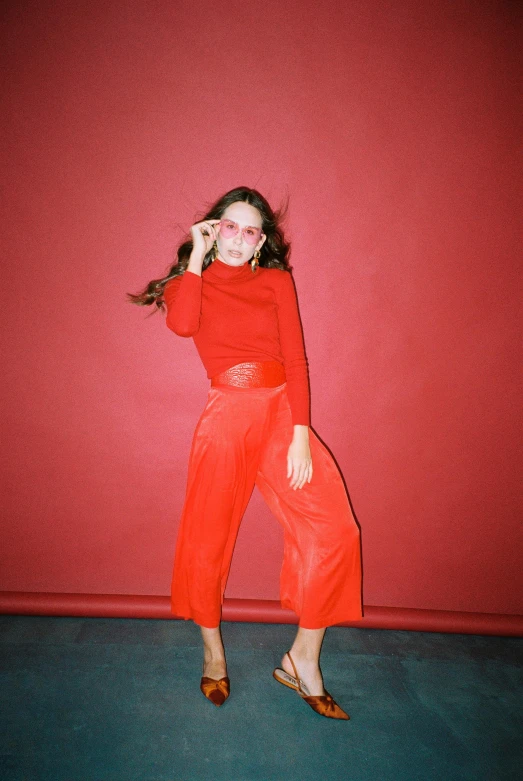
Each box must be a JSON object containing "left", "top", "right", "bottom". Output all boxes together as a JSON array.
[{"left": 228, "top": 251, "right": 242, "bottom": 257}]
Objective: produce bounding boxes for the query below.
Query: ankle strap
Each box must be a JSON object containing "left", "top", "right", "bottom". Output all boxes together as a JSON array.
[{"left": 286, "top": 650, "right": 305, "bottom": 694}]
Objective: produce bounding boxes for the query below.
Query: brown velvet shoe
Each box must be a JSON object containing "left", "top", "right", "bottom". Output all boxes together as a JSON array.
[
  {"left": 200, "top": 675, "right": 230, "bottom": 707},
  {"left": 273, "top": 650, "right": 350, "bottom": 720}
]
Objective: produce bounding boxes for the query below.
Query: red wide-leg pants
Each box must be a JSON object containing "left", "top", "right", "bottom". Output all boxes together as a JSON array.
[{"left": 170, "top": 381, "right": 363, "bottom": 629}]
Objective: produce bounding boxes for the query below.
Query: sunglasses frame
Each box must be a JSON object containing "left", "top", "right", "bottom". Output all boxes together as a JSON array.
[{"left": 218, "top": 219, "right": 263, "bottom": 246}]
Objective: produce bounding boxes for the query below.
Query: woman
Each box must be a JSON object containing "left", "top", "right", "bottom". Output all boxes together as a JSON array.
[{"left": 128, "top": 186, "right": 363, "bottom": 720}]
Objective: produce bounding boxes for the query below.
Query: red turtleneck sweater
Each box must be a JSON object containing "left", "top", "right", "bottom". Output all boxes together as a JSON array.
[{"left": 163, "top": 257, "right": 310, "bottom": 426}]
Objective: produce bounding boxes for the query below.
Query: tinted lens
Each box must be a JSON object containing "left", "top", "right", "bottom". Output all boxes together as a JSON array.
[
  {"left": 242, "top": 226, "right": 262, "bottom": 245},
  {"left": 219, "top": 220, "right": 238, "bottom": 238}
]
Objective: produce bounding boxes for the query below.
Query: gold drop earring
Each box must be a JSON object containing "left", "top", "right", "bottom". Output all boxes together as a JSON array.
[
  {"left": 251, "top": 249, "right": 260, "bottom": 272},
  {"left": 212, "top": 240, "right": 219, "bottom": 262}
]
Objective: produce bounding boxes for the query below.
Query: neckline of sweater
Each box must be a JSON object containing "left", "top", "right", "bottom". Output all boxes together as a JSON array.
[{"left": 204, "top": 256, "right": 257, "bottom": 282}]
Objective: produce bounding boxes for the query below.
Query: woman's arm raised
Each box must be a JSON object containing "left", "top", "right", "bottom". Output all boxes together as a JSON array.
[
  {"left": 164, "top": 265, "right": 203, "bottom": 337},
  {"left": 164, "top": 219, "right": 220, "bottom": 337}
]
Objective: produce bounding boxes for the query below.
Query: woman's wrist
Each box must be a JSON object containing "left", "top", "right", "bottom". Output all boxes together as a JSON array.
[
  {"left": 292, "top": 424, "right": 310, "bottom": 440},
  {"left": 187, "top": 250, "right": 205, "bottom": 276}
]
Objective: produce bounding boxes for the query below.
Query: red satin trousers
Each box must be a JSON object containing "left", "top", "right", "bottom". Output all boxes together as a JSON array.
[{"left": 170, "top": 381, "right": 363, "bottom": 629}]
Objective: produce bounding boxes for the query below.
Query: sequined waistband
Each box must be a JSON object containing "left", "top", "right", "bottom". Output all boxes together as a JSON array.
[{"left": 210, "top": 361, "right": 286, "bottom": 389}]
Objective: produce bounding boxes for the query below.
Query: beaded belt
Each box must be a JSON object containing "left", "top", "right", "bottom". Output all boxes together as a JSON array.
[{"left": 211, "top": 361, "right": 286, "bottom": 388}]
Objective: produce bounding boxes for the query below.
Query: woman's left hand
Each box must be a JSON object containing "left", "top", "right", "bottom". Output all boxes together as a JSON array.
[{"left": 287, "top": 435, "right": 313, "bottom": 490}]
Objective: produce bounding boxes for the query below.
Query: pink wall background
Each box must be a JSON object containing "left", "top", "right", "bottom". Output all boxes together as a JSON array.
[{"left": 1, "top": 0, "right": 521, "bottom": 616}]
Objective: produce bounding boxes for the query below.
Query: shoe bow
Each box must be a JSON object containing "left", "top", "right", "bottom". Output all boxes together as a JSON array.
[
  {"left": 200, "top": 676, "right": 230, "bottom": 706},
  {"left": 303, "top": 691, "right": 350, "bottom": 719}
]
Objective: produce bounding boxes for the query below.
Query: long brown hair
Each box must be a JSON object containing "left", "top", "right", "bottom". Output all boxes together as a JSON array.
[{"left": 127, "top": 186, "right": 291, "bottom": 314}]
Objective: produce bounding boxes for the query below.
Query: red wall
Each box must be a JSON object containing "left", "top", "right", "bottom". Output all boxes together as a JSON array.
[{"left": 1, "top": 0, "right": 521, "bottom": 615}]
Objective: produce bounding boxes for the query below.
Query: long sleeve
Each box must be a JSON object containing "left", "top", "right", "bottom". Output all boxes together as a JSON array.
[
  {"left": 163, "top": 271, "right": 202, "bottom": 337},
  {"left": 275, "top": 272, "right": 311, "bottom": 426}
]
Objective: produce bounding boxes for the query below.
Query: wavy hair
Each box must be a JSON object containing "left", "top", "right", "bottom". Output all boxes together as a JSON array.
[{"left": 127, "top": 186, "right": 291, "bottom": 314}]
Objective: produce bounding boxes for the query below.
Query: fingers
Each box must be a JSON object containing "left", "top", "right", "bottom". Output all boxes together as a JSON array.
[
  {"left": 199, "top": 221, "right": 217, "bottom": 239},
  {"left": 190, "top": 220, "right": 219, "bottom": 254},
  {"left": 287, "top": 457, "right": 313, "bottom": 490},
  {"left": 192, "top": 219, "right": 220, "bottom": 238},
  {"left": 202, "top": 220, "right": 220, "bottom": 237},
  {"left": 193, "top": 218, "right": 220, "bottom": 226}
]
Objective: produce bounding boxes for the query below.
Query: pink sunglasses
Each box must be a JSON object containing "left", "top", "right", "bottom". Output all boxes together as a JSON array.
[{"left": 218, "top": 219, "right": 263, "bottom": 246}]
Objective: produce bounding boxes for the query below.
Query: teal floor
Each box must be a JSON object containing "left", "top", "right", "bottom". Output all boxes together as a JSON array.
[{"left": 0, "top": 615, "right": 521, "bottom": 780}]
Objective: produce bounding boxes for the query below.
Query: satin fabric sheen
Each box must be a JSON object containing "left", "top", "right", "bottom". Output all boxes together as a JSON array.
[
  {"left": 170, "top": 375, "right": 363, "bottom": 629},
  {"left": 211, "top": 359, "right": 286, "bottom": 388}
]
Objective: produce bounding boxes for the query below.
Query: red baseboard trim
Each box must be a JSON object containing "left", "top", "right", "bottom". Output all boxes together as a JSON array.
[{"left": 0, "top": 592, "right": 521, "bottom": 636}]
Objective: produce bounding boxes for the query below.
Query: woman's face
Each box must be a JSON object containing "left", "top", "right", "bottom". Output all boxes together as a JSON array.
[{"left": 215, "top": 201, "right": 266, "bottom": 266}]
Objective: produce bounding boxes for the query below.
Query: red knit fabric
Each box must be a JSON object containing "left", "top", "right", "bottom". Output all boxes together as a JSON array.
[{"left": 163, "top": 258, "right": 310, "bottom": 425}]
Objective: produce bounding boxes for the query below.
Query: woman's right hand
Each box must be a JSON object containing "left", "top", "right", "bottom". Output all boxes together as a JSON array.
[{"left": 190, "top": 219, "right": 221, "bottom": 260}]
